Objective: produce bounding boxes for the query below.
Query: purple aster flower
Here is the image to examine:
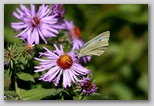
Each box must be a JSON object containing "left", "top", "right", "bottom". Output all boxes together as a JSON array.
[
  {"left": 52, "top": 4, "right": 65, "bottom": 19},
  {"left": 11, "top": 4, "right": 64, "bottom": 45},
  {"left": 4, "top": 61, "right": 9, "bottom": 67},
  {"left": 34, "top": 44, "right": 91, "bottom": 88},
  {"left": 80, "top": 78, "right": 97, "bottom": 95},
  {"left": 4, "top": 95, "right": 7, "bottom": 100},
  {"left": 4, "top": 61, "right": 9, "bottom": 70},
  {"left": 64, "top": 20, "right": 91, "bottom": 63},
  {"left": 64, "top": 20, "right": 83, "bottom": 50}
]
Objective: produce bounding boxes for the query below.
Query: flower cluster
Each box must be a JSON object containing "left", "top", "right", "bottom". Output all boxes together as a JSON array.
[
  {"left": 80, "top": 78, "right": 97, "bottom": 95},
  {"left": 51, "top": 4, "right": 65, "bottom": 21},
  {"left": 9, "top": 4, "right": 99, "bottom": 98}
]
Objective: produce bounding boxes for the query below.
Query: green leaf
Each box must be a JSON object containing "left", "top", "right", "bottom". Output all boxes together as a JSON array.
[
  {"left": 4, "top": 69, "right": 11, "bottom": 90},
  {"left": 4, "top": 91, "right": 19, "bottom": 100},
  {"left": 16, "top": 72, "right": 35, "bottom": 82},
  {"left": 20, "top": 88, "right": 63, "bottom": 100},
  {"left": 4, "top": 91, "right": 18, "bottom": 97}
]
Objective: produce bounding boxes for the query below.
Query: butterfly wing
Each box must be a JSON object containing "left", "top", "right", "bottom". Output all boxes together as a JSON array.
[{"left": 78, "top": 31, "right": 110, "bottom": 58}]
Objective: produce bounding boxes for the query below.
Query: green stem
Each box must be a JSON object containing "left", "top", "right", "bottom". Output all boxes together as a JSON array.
[
  {"left": 14, "top": 75, "right": 21, "bottom": 100},
  {"left": 13, "top": 62, "right": 20, "bottom": 99},
  {"left": 14, "top": 76, "right": 19, "bottom": 94}
]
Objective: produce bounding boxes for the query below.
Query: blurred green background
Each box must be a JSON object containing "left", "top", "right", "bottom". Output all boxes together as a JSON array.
[{"left": 4, "top": 4, "right": 148, "bottom": 100}]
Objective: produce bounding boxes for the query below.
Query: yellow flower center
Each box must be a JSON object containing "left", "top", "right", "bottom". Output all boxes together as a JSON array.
[
  {"left": 57, "top": 54, "right": 73, "bottom": 69},
  {"left": 25, "top": 44, "right": 34, "bottom": 52}
]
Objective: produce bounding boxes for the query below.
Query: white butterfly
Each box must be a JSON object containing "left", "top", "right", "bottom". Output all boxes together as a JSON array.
[{"left": 75, "top": 31, "right": 110, "bottom": 58}]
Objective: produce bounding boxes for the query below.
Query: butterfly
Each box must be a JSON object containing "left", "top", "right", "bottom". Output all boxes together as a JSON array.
[{"left": 75, "top": 31, "right": 110, "bottom": 58}]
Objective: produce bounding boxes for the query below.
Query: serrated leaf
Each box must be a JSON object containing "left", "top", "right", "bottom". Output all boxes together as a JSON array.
[
  {"left": 20, "top": 88, "right": 62, "bottom": 100},
  {"left": 16, "top": 72, "right": 35, "bottom": 82}
]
